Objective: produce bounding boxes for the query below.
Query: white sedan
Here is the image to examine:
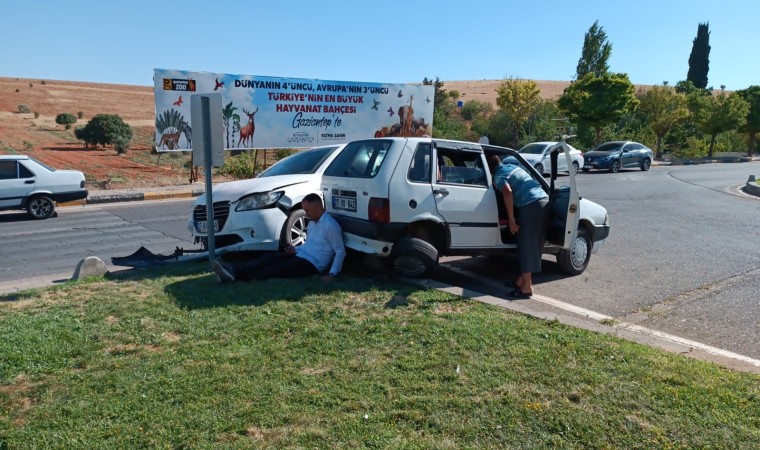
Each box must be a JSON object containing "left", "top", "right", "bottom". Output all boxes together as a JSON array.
[
  {"left": 188, "top": 144, "right": 345, "bottom": 252},
  {"left": 518, "top": 141, "right": 584, "bottom": 175}
]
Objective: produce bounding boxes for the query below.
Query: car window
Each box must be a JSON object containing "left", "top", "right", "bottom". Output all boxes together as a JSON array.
[
  {"left": 324, "top": 139, "right": 392, "bottom": 178},
  {"left": 0, "top": 161, "right": 18, "bottom": 180},
  {"left": 258, "top": 146, "right": 338, "bottom": 177},
  {"left": 436, "top": 148, "right": 487, "bottom": 187},
  {"left": 18, "top": 162, "right": 34, "bottom": 178},
  {"left": 518, "top": 143, "right": 548, "bottom": 155},
  {"left": 29, "top": 157, "right": 54, "bottom": 171},
  {"left": 408, "top": 143, "right": 432, "bottom": 183},
  {"left": 594, "top": 143, "right": 623, "bottom": 152}
]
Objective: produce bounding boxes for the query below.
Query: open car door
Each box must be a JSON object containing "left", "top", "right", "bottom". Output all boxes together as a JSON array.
[{"left": 548, "top": 141, "right": 579, "bottom": 250}]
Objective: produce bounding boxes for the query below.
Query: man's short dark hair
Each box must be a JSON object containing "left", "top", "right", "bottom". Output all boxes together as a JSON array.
[{"left": 303, "top": 193, "right": 323, "bottom": 207}]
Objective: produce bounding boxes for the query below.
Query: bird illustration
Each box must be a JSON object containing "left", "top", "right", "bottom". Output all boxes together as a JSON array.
[
  {"left": 371, "top": 99, "right": 380, "bottom": 110},
  {"left": 214, "top": 78, "right": 224, "bottom": 90},
  {"left": 426, "top": 96, "right": 431, "bottom": 104},
  {"left": 172, "top": 96, "right": 183, "bottom": 107},
  {"left": 387, "top": 106, "right": 394, "bottom": 117},
  {"left": 397, "top": 90, "right": 403, "bottom": 98}
]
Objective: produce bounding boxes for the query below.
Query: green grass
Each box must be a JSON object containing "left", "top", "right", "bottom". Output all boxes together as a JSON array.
[{"left": 1, "top": 264, "right": 758, "bottom": 449}]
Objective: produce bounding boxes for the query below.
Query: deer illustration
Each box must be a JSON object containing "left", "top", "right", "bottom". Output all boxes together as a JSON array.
[
  {"left": 236, "top": 106, "right": 258, "bottom": 148},
  {"left": 398, "top": 95, "right": 414, "bottom": 136}
]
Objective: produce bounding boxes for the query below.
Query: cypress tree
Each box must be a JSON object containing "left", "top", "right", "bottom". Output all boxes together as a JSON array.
[{"left": 687, "top": 22, "right": 711, "bottom": 89}]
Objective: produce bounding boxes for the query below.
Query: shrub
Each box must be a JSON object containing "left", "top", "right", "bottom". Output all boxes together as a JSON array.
[
  {"left": 274, "top": 148, "right": 294, "bottom": 160},
  {"left": 675, "top": 136, "right": 708, "bottom": 159},
  {"left": 55, "top": 113, "right": 78, "bottom": 129},
  {"left": 22, "top": 141, "right": 34, "bottom": 152},
  {"left": 75, "top": 114, "right": 132, "bottom": 148},
  {"left": 33, "top": 111, "right": 40, "bottom": 119},
  {"left": 40, "top": 80, "right": 46, "bottom": 85},
  {"left": 218, "top": 152, "right": 261, "bottom": 179},
  {"left": 15, "top": 88, "right": 19, "bottom": 93},
  {"left": 113, "top": 136, "right": 131, "bottom": 154},
  {"left": 77, "top": 111, "right": 84, "bottom": 119},
  {"left": 18, "top": 104, "right": 31, "bottom": 114}
]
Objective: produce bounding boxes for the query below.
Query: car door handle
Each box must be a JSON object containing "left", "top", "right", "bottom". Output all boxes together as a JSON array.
[
  {"left": 25, "top": 180, "right": 34, "bottom": 184},
  {"left": 433, "top": 188, "right": 449, "bottom": 196}
]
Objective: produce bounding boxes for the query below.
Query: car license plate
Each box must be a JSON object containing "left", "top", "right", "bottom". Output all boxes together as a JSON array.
[
  {"left": 196, "top": 220, "right": 219, "bottom": 233},
  {"left": 332, "top": 196, "right": 356, "bottom": 212}
]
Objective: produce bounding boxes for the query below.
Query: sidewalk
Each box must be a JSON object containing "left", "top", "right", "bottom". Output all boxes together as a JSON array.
[{"left": 60, "top": 183, "right": 206, "bottom": 207}]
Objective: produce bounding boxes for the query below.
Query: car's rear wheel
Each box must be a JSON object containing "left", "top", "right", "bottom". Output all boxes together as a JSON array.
[
  {"left": 557, "top": 228, "right": 592, "bottom": 275},
  {"left": 641, "top": 158, "right": 651, "bottom": 171},
  {"left": 281, "top": 209, "right": 309, "bottom": 248},
  {"left": 610, "top": 160, "right": 621, "bottom": 173},
  {"left": 27, "top": 195, "right": 55, "bottom": 219},
  {"left": 534, "top": 163, "right": 544, "bottom": 174},
  {"left": 572, "top": 161, "right": 580, "bottom": 174},
  {"left": 390, "top": 237, "right": 438, "bottom": 278}
]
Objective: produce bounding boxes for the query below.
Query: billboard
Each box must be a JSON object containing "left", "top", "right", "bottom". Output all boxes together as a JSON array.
[{"left": 154, "top": 69, "right": 435, "bottom": 152}]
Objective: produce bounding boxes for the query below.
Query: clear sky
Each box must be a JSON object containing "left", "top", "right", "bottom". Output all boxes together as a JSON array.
[{"left": 1, "top": 0, "right": 757, "bottom": 90}]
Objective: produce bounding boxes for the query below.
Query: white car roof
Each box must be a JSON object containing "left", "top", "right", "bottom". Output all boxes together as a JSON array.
[{"left": 0, "top": 155, "right": 30, "bottom": 160}]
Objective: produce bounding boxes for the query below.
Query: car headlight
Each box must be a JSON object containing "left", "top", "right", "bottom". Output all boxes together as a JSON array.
[{"left": 235, "top": 191, "right": 285, "bottom": 211}]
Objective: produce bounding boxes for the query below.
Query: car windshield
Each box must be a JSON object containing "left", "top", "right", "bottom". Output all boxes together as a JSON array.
[
  {"left": 518, "top": 143, "right": 548, "bottom": 155},
  {"left": 324, "top": 139, "right": 392, "bottom": 178},
  {"left": 258, "top": 146, "right": 338, "bottom": 177},
  {"left": 593, "top": 142, "right": 623, "bottom": 152}
]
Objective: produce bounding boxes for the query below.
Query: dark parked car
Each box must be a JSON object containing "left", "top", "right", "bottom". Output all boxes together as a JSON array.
[{"left": 582, "top": 141, "right": 653, "bottom": 173}]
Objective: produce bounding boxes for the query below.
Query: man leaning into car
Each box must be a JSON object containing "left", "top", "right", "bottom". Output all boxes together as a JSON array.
[{"left": 212, "top": 193, "right": 345, "bottom": 283}]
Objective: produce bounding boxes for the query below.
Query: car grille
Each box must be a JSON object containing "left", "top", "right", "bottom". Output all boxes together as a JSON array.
[{"left": 193, "top": 201, "right": 230, "bottom": 233}]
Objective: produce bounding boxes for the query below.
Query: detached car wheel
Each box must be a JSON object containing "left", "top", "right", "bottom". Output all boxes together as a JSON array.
[
  {"left": 610, "top": 160, "right": 621, "bottom": 173},
  {"left": 641, "top": 158, "right": 651, "bottom": 171},
  {"left": 27, "top": 195, "right": 55, "bottom": 219},
  {"left": 390, "top": 237, "right": 438, "bottom": 278},
  {"left": 557, "top": 228, "right": 592, "bottom": 275},
  {"left": 281, "top": 209, "right": 309, "bottom": 248}
]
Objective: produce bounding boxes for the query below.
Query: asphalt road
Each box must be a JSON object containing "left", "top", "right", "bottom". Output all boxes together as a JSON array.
[
  {"left": 440, "top": 162, "right": 760, "bottom": 358},
  {"left": 0, "top": 199, "right": 196, "bottom": 288},
  {"left": 1, "top": 162, "right": 759, "bottom": 358}
]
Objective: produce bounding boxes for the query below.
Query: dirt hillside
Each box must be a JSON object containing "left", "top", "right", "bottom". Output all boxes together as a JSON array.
[{"left": 0, "top": 76, "right": 572, "bottom": 187}]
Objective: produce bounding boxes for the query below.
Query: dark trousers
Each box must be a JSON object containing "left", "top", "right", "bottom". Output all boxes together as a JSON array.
[
  {"left": 516, "top": 197, "right": 550, "bottom": 273},
  {"left": 231, "top": 252, "right": 319, "bottom": 281}
]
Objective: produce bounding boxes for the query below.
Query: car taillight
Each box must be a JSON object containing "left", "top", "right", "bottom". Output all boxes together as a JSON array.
[
  {"left": 80, "top": 180, "right": 85, "bottom": 188},
  {"left": 368, "top": 197, "right": 390, "bottom": 223}
]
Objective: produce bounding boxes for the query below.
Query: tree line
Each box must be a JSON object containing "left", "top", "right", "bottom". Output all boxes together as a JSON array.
[{"left": 427, "top": 21, "right": 760, "bottom": 158}]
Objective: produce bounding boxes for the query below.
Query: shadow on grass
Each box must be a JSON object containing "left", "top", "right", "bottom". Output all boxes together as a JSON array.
[{"left": 106, "top": 251, "right": 412, "bottom": 311}]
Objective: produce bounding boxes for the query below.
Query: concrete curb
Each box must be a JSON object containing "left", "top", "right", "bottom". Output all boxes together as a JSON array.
[
  {"left": 743, "top": 175, "right": 760, "bottom": 197},
  {"left": 58, "top": 189, "right": 203, "bottom": 207},
  {"left": 411, "top": 279, "right": 760, "bottom": 374}
]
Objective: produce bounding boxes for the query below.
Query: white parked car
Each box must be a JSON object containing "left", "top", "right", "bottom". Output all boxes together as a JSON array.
[
  {"left": 0, "top": 155, "right": 87, "bottom": 219},
  {"left": 321, "top": 138, "right": 609, "bottom": 277},
  {"left": 519, "top": 141, "right": 584, "bottom": 175},
  {"left": 188, "top": 144, "right": 346, "bottom": 252}
]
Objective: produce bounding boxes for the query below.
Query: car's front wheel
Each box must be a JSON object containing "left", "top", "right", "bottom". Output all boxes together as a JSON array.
[
  {"left": 280, "top": 209, "right": 309, "bottom": 248},
  {"left": 572, "top": 161, "right": 580, "bottom": 174},
  {"left": 557, "top": 228, "right": 592, "bottom": 275},
  {"left": 610, "top": 160, "right": 621, "bottom": 173},
  {"left": 390, "top": 237, "right": 438, "bottom": 277},
  {"left": 641, "top": 158, "right": 651, "bottom": 171},
  {"left": 534, "top": 163, "right": 544, "bottom": 174},
  {"left": 27, "top": 195, "right": 55, "bottom": 219}
]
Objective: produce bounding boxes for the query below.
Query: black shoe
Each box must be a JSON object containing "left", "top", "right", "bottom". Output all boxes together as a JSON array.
[
  {"left": 213, "top": 259, "right": 236, "bottom": 283},
  {"left": 506, "top": 288, "right": 532, "bottom": 299}
]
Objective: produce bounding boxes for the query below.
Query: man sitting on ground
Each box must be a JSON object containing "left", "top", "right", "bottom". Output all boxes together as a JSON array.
[{"left": 213, "top": 193, "right": 345, "bottom": 283}]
